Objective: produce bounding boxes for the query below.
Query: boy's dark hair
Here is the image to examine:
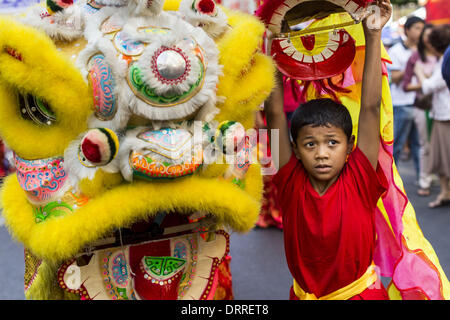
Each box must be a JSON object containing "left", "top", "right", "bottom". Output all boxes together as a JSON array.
[
  {"left": 404, "top": 16, "right": 425, "bottom": 31},
  {"left": 428, "top": 24, "right": 450, "bottom": 54},
  {"left": 290, "top": 98, "right": 353, "bottom": 142}
]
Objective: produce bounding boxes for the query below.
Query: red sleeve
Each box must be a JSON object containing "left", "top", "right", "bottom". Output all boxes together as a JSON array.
[
  {"left": 272, "top": 152, "right": 300, "bottom": 186},
  {"left": 345, "top": 147, "right": 388, "bottom": 207},
  {"left": 272, "top": 152, "right": 305, "bottom": 205},
  {"left": 402, "top": 52, "right": 419, "bottom": 91}
]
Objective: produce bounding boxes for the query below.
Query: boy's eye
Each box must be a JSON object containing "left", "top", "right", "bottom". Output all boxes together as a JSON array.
[
  {"left": 329, "top": 140, "right": 338, "bottom": 146},
  {"left": 305, "top": 142, "right": 315, "bottom": 148}
]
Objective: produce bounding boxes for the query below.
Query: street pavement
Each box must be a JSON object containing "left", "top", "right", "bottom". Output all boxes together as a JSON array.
[{"left": 0, "top": 158, "right": 449, "bottom": 300}]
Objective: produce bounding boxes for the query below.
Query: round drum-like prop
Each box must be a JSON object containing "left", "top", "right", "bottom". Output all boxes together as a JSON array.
[{"left": 271, "top": 29, "right": 356, "bottom": 80}]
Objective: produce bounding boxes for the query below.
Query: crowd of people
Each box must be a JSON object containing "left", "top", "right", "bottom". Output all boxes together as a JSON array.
[{"left": 387, "top": 17, "right": 450, "bottom": 208}]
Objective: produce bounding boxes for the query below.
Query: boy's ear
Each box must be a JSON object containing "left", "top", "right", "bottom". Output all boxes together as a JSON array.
[
  {"left": 291, "top": 140, "right": 301, "bottom": 160},
  {"left": 348, "top": 135, "right": 356, "bottom": 154}
]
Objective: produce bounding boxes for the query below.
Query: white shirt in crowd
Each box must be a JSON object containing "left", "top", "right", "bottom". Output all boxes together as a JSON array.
[
  {"left": 422, "top": 57, "right": 450, "bottom": 121},
  {"left": 388, "top": 41, "right": 417, "bottom": 106}
]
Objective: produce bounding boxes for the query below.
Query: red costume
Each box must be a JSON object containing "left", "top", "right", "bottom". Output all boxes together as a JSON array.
[{"left": 273, "top": 147, "right": 389, "bottom": 299}]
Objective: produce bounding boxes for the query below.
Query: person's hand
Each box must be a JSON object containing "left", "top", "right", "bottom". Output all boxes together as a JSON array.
[
  {"left": 265, "top": 20, "right": 290, "bottom": 56},
  {"left": 265, "top": 29, "right": 275, "bottom": 56},
  {"left": 363, "top": 0, "right": 392, "bottom": 33},
  {"left": 255, "top": 110, "right": 267, "bottom": 129}
]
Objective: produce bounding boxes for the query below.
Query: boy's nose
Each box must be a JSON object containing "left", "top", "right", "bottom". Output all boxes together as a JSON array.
[{"left": 315, "top": 145, "right": 329, "bottom": 159}]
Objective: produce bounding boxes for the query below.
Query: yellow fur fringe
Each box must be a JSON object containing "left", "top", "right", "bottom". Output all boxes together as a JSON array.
[
  {"left": 215, "top": 8, "right": 275, "bottom": 129},
  {"left": 2, "top": 172, "right": 261, "bottom": 262}
]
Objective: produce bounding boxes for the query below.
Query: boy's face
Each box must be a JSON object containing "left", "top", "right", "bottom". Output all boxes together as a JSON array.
[{"left": 293, "top": 124, "right": 354, "bottom": 185}]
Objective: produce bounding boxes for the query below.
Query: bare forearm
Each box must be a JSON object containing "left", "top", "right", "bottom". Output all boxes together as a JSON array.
[
  {"left": 357, "top": 0, "right": 390, "bottom": 168},
  {"left": 390, "top": 70, "right": 404, "bottom": 84},
  {"left": 361, "top": 30, "right": 382, "bottom": 111},
  {"left": 264, "top": 70, "right": 292, "bottom": 169},
  {"left": 405, "top": 83, "right": 422, "bottom": 92},
  {"left": 414, "top": 68, "right": 427, "bottom": 84},
  {"left": 357, "top": 28, "right": 383, "bottom": 169}
]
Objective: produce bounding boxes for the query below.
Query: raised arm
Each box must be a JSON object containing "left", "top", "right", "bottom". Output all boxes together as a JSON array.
[
  {"left": 357, "top": 0, "right": 392, "bottom": 169},
  {"left": 264, "top": 69, "right": 293, "bottom": 170}
]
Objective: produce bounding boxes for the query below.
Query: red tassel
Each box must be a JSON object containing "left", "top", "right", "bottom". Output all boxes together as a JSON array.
[{"left": 298, "top": 74, "right": 354, "bottom": 104}]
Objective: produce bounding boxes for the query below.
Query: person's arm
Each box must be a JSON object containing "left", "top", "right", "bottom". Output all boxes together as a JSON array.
[
  {"left": 264, "top": 69, "right": 292, "bottom": 170},
  {"left": 416, "top": 62, "right": 447, "bottom": 94},
  {"left": 390, "top": 70, "right": 404, "bottom": 85},
  {"left": 414, "top": 62, "right": 427, "bottom": 85},
  {"left": 357, "top": 0, "right": 392, "bottom": 169},
  {"left": 402, "top": 53, "right": 420, "bottom": 92}
]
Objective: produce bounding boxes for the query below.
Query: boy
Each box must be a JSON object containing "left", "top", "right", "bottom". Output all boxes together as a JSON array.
[{"left": 264, "top": 0, "right": 392, "bottom": 300}]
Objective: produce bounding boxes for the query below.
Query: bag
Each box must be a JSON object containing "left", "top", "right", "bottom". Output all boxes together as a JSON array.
[{"left": 414, "top": 93, "right": 432, "bottom": 111}]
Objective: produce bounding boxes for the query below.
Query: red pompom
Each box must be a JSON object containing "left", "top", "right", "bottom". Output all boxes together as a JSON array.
[
  {"left": 61, "top": 0, "right": 73, "bottom": 5},
  {"left": 198, "top": 0, "right": 215, "bottom": 14},
  {"left": 81, "top": 138, "right": 102, "bottom": 163}
]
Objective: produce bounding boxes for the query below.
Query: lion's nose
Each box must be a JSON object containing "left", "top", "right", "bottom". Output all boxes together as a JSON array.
[{"left": 79, "top": 128, "right": 119, "bottom": 167}]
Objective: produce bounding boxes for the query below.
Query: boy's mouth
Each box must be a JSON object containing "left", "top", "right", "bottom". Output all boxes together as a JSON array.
[{"left": 315, "top": 164, "right": 332, "bottom": 173}]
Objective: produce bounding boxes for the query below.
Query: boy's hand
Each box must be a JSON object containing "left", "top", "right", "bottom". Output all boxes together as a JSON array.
[{"left": 363, "top": 0, "right": 392, "bottom": 32}]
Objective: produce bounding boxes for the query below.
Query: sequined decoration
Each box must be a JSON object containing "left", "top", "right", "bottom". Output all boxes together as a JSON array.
[
  {"left": 176, "top": 235, "right": 198, "bottom": 299},
  {"left": 141, "top": 256, "right": 186, "bottom": 283},
  {"left": 100, "top": 251, "right": 135, "bottom": 300},
  {"left": 112, "top": 253, "right": 129, "bottom": 286},
  {"left": 14, "top": 153, "right": 67, "bottom": 203},
  {"left": 130, "top": 150, "right": 202, "bottom": 180},
  {"left": 88, "top": 54, "right": 117, "bottom": 120},
  {"left": 113, "top": 31, "right": 145, "bottom": 56},
  {"left": 137, "top": 128, "right": 193, "bottom": 156},
  {"left": 24, "top": 248, "right": 42, "bottom": 294}
]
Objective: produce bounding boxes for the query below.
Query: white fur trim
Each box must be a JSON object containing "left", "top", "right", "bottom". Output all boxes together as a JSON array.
[
  {"left": 64, "top": 133, "right": 100, "bottom": 186},
  {"left": 179, "top": 0, "right": 228, "bottom": 38},
  {"left": 127, "top": 0, "right": 164, "bottom": 16},
  {"left": 95, "top": 0, "right": 127, "bottom": 6},
  {"left": 21, "top": 3, "right": 86, "bottom": 41}
]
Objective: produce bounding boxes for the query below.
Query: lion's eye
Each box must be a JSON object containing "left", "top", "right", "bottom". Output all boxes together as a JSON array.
[{"left": 18, "top": 93, "right": 56, "bottom": 126}]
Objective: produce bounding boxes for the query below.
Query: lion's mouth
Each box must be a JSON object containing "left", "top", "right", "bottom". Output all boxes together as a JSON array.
[
  {"left": 58, "top": 211, "right": 228, "bottom": 300},
  {"left": 84, "top": 211, "right": 217, "bottom": 252}
]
